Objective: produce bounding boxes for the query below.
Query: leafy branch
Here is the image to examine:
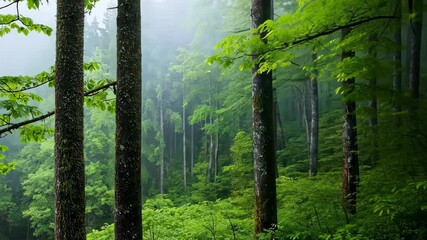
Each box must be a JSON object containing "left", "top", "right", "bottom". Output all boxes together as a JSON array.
[
  {"left": 209, "top": 14, "right": 396, "bottom": 69},
  {"left": 0, "top": 81, "right": 117, "bottom": 137},
  {"left": 266, "top": 15, "right": 397, "bottom": 55},
  {"left": 0, "top": 0, "right": 52, "bottom": 36}
]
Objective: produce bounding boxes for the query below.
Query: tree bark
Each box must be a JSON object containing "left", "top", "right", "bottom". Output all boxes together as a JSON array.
[
  {"left": 252, "top": 0, "right": 277, "bottom": 238},
  {"left": 54, "top": 0, "right": 85, "bottom": 239},
  {"left": 115, "top": 0, "right": 142, "bottom": 239},
  {"left": 341, "top": 28, "right": 359, "bottom": 216},
  {"left": 408, "top": 0, "right": 423, "bottom": 99},
  {"left": 309, "top": 52, "right": 319, "bottom": 177}
]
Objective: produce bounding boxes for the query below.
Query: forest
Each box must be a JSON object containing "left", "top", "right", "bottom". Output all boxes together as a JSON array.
[{"left": 0, "top": 0, "right": 426, "bottom": 239}]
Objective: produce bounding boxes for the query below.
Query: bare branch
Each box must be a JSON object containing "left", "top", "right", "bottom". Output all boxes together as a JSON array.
[{"left": 0, "top": 0, "right": 19, "bottom": 10}]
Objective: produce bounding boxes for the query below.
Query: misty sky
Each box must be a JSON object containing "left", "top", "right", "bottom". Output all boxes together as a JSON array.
[{"left": 0, "top": 0, "right": 117, "bottom": 76}]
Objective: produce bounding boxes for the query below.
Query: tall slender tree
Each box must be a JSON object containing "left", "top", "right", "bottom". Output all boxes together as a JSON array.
[
  {"left": 183, "top": 88, "right": 187, "bottom": 190},
  {"left": 341, "top": 28, "right": 359, "bottom": 216},
  {"left": 159, "top": 89, "right": 165, "bottom": 194},
  {"left": 408, "top": 0, "right": 423, "bottom": 99},
  {"left": 393, "top": 0, "right": 402, "bottom": 114},
  {"left": 309, "top": 52, "right": 319, "bottom": 177},
  {"left": 54, "top": 0, "right": 86, "bottom": 239},
  {"left": 115, "top": 0, "right": 142, "bottom": 239},
  {"left": 251, "top": 0, "right": 277, "bottom": 238}
]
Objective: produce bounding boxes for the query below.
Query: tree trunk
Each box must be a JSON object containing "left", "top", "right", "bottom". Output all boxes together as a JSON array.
[
  {"left": 276, "top": 102, "right": 286, "bottom": 150},
  {"left": 54, "top": 0, "right": 85, "bottom": 239},
  {"left": 408, "top": 0, "right": 423, "bottom": 99},
  {"left": 393, "top": 0, "right": 402, "bottom": 114},
  {"left": 207, "top": 130, "right": 213, "bottom": 183},
  {"left": 341, "top": 28, "right": 359, "bottom": 216},
  {"left": 191, "top": 123, "right": 194, "bottom": 176},
  {"left": 251, "top": 0, "right": 277, "bottom": 238},
  {"left": 309, "top": 52, "right": 319, "bottom": 177},
  {"left": 160, "top": 95, "right": 165, "bottom": 194},
  {"left": 207, "top": 77, "right": 213, "bottom": 183},
  {"left": 300, "top": 83, "right": 310, "bottom": 145},
  {"left": 214, "top": 125, "right": 219, "bottom": 182},
  {"left": 183, "top": 90, "right": 187, "bottom": 190},
  {"left": 115, "top": 0, "right": 142, "bottom": 239}
]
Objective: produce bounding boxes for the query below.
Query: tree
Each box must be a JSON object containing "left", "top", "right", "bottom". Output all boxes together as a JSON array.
[
  {"left": 54, "top": 0, "right": 86, "bottom": 239},
  {"left": 408, "top": 0, "right": 423, "bottom": 99},
  {"left": 115, "top": 0, "right": 142, "bottom": 239},
  {"left": 393, "top": 0, "right": 402, "bottom": 115},
  {"left": 251, "top": 0, "right": 277, "bottom": 238},
  {"left": 309, "top": 52, "right": 319, "bottom": 177},
  {"left": 182, "top": 87, "right": 187, "bottom": 190},
  {"left": 341, "top": 28, "right": 359, "bottom": 216}
]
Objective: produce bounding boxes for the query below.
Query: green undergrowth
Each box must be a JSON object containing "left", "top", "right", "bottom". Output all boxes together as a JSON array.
[{"left": 88, "top": 163, "right": 427, "bottom": 240}]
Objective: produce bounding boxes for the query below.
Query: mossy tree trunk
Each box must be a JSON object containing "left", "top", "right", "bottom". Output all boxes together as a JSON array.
[
  {"left": 251, "top": 0, "right": 277, "bottom": 238},
  {"left": 115, "top": 0, "right": 142, "bottom": 239},
  {"left": 54, "top": 0, "right": 85, "bottom": 239}
]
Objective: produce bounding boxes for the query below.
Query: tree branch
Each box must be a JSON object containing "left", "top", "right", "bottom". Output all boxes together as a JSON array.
[
  {"left": 84, "top": 80, "right": 116, "bottom": 96},
  {"left": 249, "top": 15, "right": 397, "bottom": 57},
  {"left": 0, "top": 81, "right": 117, "bottom": 137},
  {"left": 0, "top": 0, "right": 19, "bottom": 10},
  {"left": 286, "top": 15, "right": 396, "bottom": 47},
  {"left": 0, "top": 79, "right": 52, "bottom": 93}
]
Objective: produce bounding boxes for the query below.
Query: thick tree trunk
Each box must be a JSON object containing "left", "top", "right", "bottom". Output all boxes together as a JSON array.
[
  {"left": 408, "top": 0, "right": 423, "bottom": 99},
  {"left": 54, "top": 1, "right": 85, "bottom": 239},
  {"left": 115, "top": 0, "right": 142, "bottom": 239},
  {"left": 341, "top": 28, "right": 359, "bottom": 216},
  {"left": 309, "top": 52, "right": 319, "bottom": 177},
  {"left": 251, "top": 0, "right": 277, "bottom": 238}
]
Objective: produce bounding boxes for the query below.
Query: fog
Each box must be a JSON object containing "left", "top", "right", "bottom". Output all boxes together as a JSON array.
[{"left": 0, "top": 0, "right": 193, "bottom": 76}]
